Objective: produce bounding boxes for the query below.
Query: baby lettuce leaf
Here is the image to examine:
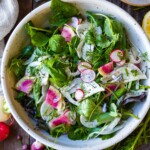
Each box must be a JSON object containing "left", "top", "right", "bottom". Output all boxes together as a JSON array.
[
  {"left": 77, "top": 99, "right": 102, "bottom": 121},
  {"left": 33, "top": 79, "right": 41, "bottom": 106},
  {"left": 42, "top": 59, "right": 68, "bottom": 87},
  {"left": 49, "top": 34, "right": 67, "bottom": 53},
  {"left": 20, "top": 45, "right": 34, "bottom": 59},
  {"left": 9, "top": 58, "right": 26, "bottom": 79},
  {"left": 96, "top": 113, "right": 114, "bottom": 125},
  {"left": 50, "top": 0, "right": 79, "bottom": 26},
  {"left": 25, "top": 21, "right": 49, "bottom": 47}
]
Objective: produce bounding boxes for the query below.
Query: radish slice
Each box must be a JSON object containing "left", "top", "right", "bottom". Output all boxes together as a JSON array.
[
  {"left": 78, "top": 62, "right": 92, "bottom": 72},
  {"left": 98, "top": 62, "right": 114, "bottom": 77},
  {"left": 68, "top": 17, "right": 80, "bottom": 28},
  {"left": 75, "top": 89, "right": 84, "bottom": 101},
  {"left": 110, "top": 49, "right": 124, "bottom": 63},
  {"left": 49, "top": 110, "right": 76, "bottom": 128},
  {"left": 16, "top": 76, "right": 35, "bottom": 94},
  {"left": 80, "top": 69, "right": 96, "bottom": 83},
  {"left": 61, "top": 26, "right": 75, "bottom": 42},
  {"left": 116, "top": 59, "right": 126, "bottom": 66}
]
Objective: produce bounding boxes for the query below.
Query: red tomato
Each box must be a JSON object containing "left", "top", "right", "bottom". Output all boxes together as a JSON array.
[{"left": 0, "top": 122, "right": 10, "bottom": 141}]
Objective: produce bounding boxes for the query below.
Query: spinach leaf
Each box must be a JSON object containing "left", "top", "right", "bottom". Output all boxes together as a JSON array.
[
  {"left": 49, "top": 34, "right": 67, "bottom": 53},
  {"left": 77, "top": 99, "right": 102, "bottom": 121},
  {"left": 31, "top": 32, "right": 49, "bottom": 47},
  {"left": 96, "top": 112, "right": 114, "bottom": 125},
  {"left": 33, "top": 79, "right": 41, "bottom": 106},
  {"left": 20, "top": 45, "right": 34, "bottom": 59},
  {"left": 9, "top": 58, "right": 26, "bottom": 79},
  {"left": 50, "top": 0, "right": 79, "bottom": 26}
]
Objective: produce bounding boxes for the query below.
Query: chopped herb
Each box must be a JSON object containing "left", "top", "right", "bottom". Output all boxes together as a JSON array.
[{"left": 131, "top": 69, "right": 138, "bottom": 77}]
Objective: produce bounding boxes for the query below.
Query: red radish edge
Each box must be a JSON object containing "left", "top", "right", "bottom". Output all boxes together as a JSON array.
[
  {"left": 80, "top": 69, "right": 96, "bottom": 83},
  {"left": 116, "top": 59, "right": 126, "bottom": 66},
  {"left": 78, "top": 62, "right": 92, "bottom": 72},
  {"left": 98, "top": 62, "right": 114, "bottom": 76},
  {"left": 75, "top": 89, "right": 84, "bottom": 101},
  {"left": 0, "top": 122, "right": 10, "bottom": 141},
  {"left": 110, "top": 49, "right": 124, "bottom": 63},
  {"left": 61, "top": 26, "right": 75, "bottom": 42}
]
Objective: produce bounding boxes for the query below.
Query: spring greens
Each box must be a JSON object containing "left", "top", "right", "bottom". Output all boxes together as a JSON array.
[{"left": 9, "top": 0, "right": 148, "bottom": 142}]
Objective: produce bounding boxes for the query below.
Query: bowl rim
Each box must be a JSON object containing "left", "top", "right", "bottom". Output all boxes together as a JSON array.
[{"left": 1, "top": 0, "right": 150, "bottom": 149}]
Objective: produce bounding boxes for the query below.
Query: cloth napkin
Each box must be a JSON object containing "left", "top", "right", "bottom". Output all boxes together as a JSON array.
[{"left": 0, "top": 0, "right": 19, "bottom": 93}]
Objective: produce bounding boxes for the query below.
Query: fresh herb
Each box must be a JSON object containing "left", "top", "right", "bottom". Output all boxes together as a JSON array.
[
  {"left": 9, "top": 58, "right": 26, "bottom": 79},
  {"left": 33, "top": 79, "right": 41, "bottom": 106},
  {"left": 131, "top": 69, "right": 139, "bottom": 77}
]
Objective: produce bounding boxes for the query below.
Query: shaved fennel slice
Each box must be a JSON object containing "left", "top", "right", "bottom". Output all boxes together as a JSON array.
[
  {"left": 102, "top": 63, "right": 147, "bottom": 83},
  {"left": 61, "top": 88, "right": 79, "bottom": 106},
  {"left": 38, "top": 84, "right": 49, "bottom": 104},
  {"left": 80, "top": 115, "right": 99, "bottom": 128},
  {"left": 76, "top": 39, "right": 84, "bottom": 58},
  {"left": 76, "top": 22, "right": 91, "bottom": 39},
  {"left": 87, "top": 117, "right": 123, "bottom": 139},
  {"left": 40, "top": 101, "right": 54, "bottom": 122},
  {"left": 82, "top": 43, "right": 94, "bottom": 61},
  {"left": 62, "top": 78, "right": 104, "bottom": 105}
]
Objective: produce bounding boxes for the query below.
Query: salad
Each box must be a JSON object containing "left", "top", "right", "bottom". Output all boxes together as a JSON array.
[{"left": 9, "top": 0, "right": 148, "bottom": 140}]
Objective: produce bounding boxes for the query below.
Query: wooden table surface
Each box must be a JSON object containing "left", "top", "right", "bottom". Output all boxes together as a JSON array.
[{"left": 0, "top": 0, "right": 150, "bottom": 150}]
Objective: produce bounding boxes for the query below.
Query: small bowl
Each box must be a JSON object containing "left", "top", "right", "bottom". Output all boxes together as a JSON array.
[{"left": 1, "top": 0, "right": 150, "bottom": 149}]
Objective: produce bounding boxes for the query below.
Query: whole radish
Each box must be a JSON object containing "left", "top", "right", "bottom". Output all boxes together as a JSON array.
[{"left": 0, "top": 122, "right": 10, "bottom": 141}]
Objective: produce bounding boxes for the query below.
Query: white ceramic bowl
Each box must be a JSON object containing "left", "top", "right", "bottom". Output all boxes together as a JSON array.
[{"left": 1, "top": 0, "right": 150, "bottom": 149}]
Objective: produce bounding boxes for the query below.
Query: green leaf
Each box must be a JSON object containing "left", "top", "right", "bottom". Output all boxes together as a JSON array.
[
  {"left": 20, "top": 45, "right": 34, "bottom": 59},
  {"left": 109, "top": 103, "right": 118, "bottom": 117},
  {"left": 9, "top": 58, "right": 26, "bottom": 79},
  {"left": 111, "top": 86, "right": 127, "bottom": 101},
  {"left": 77, "top": 99, "right": 102, "bottom": 121},
  {"left": 85, "top": 26, "right": 96, "bottom": 45},
  {"left": 50, "top": 0, "right": 79, "bottom": 26},
  {"left": 49, "top": 34, "right": 67, "bottom": 53},
  {"left": 42, "top": 59, "right": 68, "bottom": 87},
  {"left": 96, "top": 34, "right": 111, "bottom": 49},
  {"left": 25, "top": 21, "right": 36, "bottom": 36},
  {"left": 96, "top": 113, "right": 114, "bottom": 125},
  {"left": 33, "top": 79, "right": 41, "bottom": 105},
  {"left": 68, "top": 36, "right": 80, "bottom": 56},
  {"left": 86, "top": 11, "right": 103, "bottom": 27},
  {"left": 68, "top": 126, "right": 89, "bottom": 140},
  {"left": 32, "top": 32, "right": 49, "bottom": 47},
  {"left": 50, "top": 124, "right": 69, "bottom": 138}
]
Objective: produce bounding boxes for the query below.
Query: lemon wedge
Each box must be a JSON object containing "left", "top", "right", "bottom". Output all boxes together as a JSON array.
[{"left": 142, "top": 11, "right": 150, "bottom": 41}]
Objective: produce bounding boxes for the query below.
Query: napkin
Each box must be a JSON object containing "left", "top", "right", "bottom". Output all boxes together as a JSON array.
[{"left": 0, "top": 0, "right": 19, "bottom": 93}]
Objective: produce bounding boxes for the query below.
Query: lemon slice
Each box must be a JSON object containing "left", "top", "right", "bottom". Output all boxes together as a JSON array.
[{"left": 142, "top": 11, "right": 150, "bottom": 41}]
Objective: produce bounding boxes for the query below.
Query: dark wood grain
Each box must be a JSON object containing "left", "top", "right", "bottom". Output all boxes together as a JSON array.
[{"left": 1, "top": 0, "right": 150, "bottom": 150}]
